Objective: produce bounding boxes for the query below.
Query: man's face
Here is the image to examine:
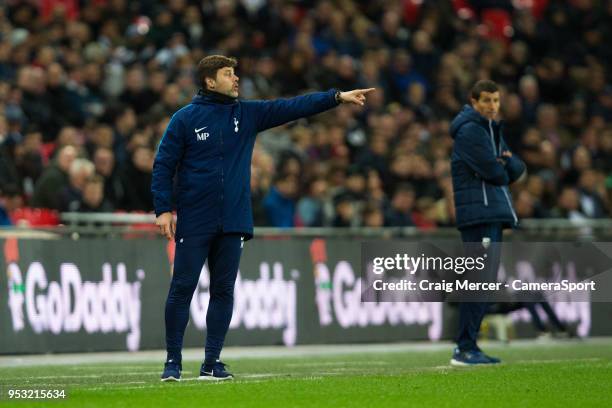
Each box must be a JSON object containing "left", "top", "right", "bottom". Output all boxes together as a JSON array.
[
  {"left": 472, "top": 91, "right": 500, "bottom": 120},
  {"left": 207, "top": 67, "right": 239, "bottom": 98},
  {"left": 83, "top": 182, "right": 104, "bottom": 208},
  {"left": 133, "top": 147, "right": 154, "bottom": 173},
  {"left": 94, "top": 150, "right": 114, "bottom": 176},
  {"left": 57, "top": 146, "right": 77, "bottom": 173}
]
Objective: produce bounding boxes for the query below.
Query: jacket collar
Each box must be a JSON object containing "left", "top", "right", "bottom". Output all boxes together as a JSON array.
[
  {"left": 464, "top": 104, "right": 502, "bottom": 126},
  {"left": 191, "top": 88, "right": 238, "bottom": 105},
  {"left": 450, "top": 105, "right": 504, "bottom": 139}
]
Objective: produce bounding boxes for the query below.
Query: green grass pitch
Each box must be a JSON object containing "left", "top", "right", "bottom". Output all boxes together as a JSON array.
[{"left": 1, "top": 340, "right": 611, "bottom": 407}]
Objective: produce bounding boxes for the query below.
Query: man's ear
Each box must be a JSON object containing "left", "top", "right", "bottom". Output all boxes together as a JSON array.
[{"left": 206, "top": 77, "right": 215, "bottom": 89}]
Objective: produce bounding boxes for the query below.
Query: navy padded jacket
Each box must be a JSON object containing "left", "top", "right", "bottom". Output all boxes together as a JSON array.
[
  {"left": 152, "top": 89, "right": 339, "bottom": 240},
  {"left": 450, "top": 105, "right": 525, "bottom": 230}
]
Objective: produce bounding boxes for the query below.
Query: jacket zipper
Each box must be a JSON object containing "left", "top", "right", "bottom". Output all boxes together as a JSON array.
[
  {"left": 482, "top": 180, "right": 488, "bottom": 206},
  {"left": 502, "top": 186, "right": 518, "bottom": 225},
  {"left": 488, "top": 120, "right": 497, "bottom": 155}
]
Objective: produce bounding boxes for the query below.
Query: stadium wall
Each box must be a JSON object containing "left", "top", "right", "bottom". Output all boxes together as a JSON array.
[{"left": 1, "top": 236, "right": 611, "bottom": 354}]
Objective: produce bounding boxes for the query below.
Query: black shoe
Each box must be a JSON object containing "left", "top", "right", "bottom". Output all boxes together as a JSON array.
[
  {"left": 198, "top": 360, "right": 234, "bottom": 381},
  {"left": 450, "top": 348, "right": 501, "bottom": 366},
  {"left": 161, "top": 359, "right": 182, "bottom": 382}
]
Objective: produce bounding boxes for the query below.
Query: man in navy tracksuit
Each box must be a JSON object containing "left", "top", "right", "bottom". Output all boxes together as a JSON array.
[
  {"left": 449, "top": 80, "right": 525, "bottom": 366},
  {"left": 152, "top": 55, "right": 374, "bottom": 381}
]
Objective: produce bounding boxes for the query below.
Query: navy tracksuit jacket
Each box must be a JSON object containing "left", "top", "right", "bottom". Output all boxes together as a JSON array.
[
  {"left": 152, "top": 89, "right": 339, "bottom": 241},
  {"left": 450, "top": 105, "right": 526, "bottom": 352},
  {"left": 450, "top": 105, "right": 525, "bottom": 230},
  {"left": 151, "top": 89, "right": 339, "bottom": 363}
]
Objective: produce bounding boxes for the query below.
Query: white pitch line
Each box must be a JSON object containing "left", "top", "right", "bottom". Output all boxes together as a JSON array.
[
  {"left": 94, "top": 381, "right": 148, "bottom": 386},
  {"left": 13, "top": 374, "right": 102, "bottom": 379},
  {"left": 285, "top": 361, "right": 390, "bottom": 367},
  {"left": 2, "top": 371, "right": 193, "bottom": 381},
  {"left": 2, "top": 338, "right": 612, "bottom": 368},
  {"left": 239, "top": 373, "right": 287, "bottom": 378},
  {"left": 181, "top": 373, "right": 287, "bottom": 381},
  {"left": 66, "top": 365, "right": 153, "bottom": 370},
  {"left": 81, "top": 383, "right": 174, "bottom": 392},
  {"left": 79, "top": 376, "right": 330, "bottom": 391},
  {"left": 515, "top": 358, "right": 602, "bottom": 365}
]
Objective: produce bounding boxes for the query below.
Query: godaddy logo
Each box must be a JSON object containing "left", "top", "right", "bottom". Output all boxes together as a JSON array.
[
  {"left": 6, "top": 261, "right": 144, "bottom": 351},
  {"left": 309, "top": 239, "right": 443, "bottom": 340}
]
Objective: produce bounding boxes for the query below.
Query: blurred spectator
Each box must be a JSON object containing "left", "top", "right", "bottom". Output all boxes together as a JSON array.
[
  {"left": 562, "top": 145, "right": 592, "bottom": 186},
  {"left": 93, "top": 146, "right": 124, "bottom": 207},
  {"left": 147, "top": 83, "right": 183, "bottom": 119},
  {"left": 356, "top": 134, "right": 389, "bottom": 180},
  {"left": 46, "top": 62, "right": 84, "bottom": 132},
  {"left": 578, "top": 169, "right": 607, "bottom": 218},
  {"left": 60, "top": 157, "right": 95, "bottom": 212},
  {"left": 119, "top": 66, "right": 155, "bottom": 115},
  {"left": 86, "top": 124, "right": 114, "bottom": 158},
  {"left": 0, "top": 184, "right": 23, "bottom": 226},
  {"left": 120, "top": 145, "right": 154, "bottom": 211},
  {"left": 109, "top": 106, "right": 137, "bottom": 166},
  {"left": 332, "top": 192, "right": 358, "bottom": 227},
  {"left": 12, "top": 126, "right": 43, "bottom": 199},
  {"left": 514, "top": 190, "right": 536, "bottom": 219},
  {"left": 0, "top": 0, "right": 610, "bottom": 222},
  {"left": 536, "top": 104, "right": 570, "bottom": 149},
  {"left": 297, "top": 177, "right": 329, "bottom": 227},
  {"left": 17, "top": 66, "right": 55, "bottom": 141},
  {"left": 250, "top": 165, "right": 268, "bottom": 226},
  {"left": 31, "top": 144, "right": 76, "bottom": 209},
  {"left": 0, "top": 113, "right": 21, "bottom": 190},
  {"left": 362, "top": 201, "right": 384, "bottom": 228},
  {"left": 74, "top": 175, "right": 114, "bottom": 212},
  {"left": 276, "top": 151, "right": 303, "bottom": 179},
  {"left": 501, "top": 93, "right": 525, "bottom": 152},
  {"left": 263, "top": 174, "right": 298, "bottom": 227},
  {"left": 365, "top": 168, "right": 388, "bottom": 208},
  {"left": 384, "top": 184, "right": 416, "bottom": 227},
  {"left": 518, "top": 74, "right": 540, "bottom": 124},
  {"left": 553, "top": 186, "right": 587, "bottom": 220},
  {"left": 333, "top": 166, "right": 367, "bottom": 211},
  {"left": 426, "top": 173, "right": 455, "bottom": 227}
]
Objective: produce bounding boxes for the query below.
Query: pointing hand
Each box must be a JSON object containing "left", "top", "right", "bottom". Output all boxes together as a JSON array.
[{"left": 339, "top": 88, "right": 376, "bottom": 106}]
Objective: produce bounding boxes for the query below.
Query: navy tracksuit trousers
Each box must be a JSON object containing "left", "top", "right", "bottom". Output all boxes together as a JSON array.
[
  {"left": 456, "top": 223, "right": 503, "bottom": 352},
  {"left": 165, "top": 232, "right": 243, "bottom": 363}
]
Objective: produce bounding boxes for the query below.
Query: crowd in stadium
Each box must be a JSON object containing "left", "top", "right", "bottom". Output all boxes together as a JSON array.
[{"left": 0, "top": 0, "right": 611, "bottom": 228}]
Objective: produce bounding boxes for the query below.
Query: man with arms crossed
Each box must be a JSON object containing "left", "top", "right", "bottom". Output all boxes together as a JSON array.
[
  {"left": 152, "top": 55, "right": 374, "bottom": 381},
  {"left": 449, "top": 80, "right": 525, "bottom": 365}
]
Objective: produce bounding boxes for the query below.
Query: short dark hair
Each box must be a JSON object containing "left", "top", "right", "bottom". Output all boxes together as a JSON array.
[
  {"left": 197, "top": 55, "right": 237, "bottom": 87},
  {"left": 470, "top": 80, "right": 499, "bottom": 100}
]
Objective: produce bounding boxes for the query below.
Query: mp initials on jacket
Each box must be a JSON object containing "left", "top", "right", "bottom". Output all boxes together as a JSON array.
[{"left": 151, "top": 89, "right": 339, "bottom": 241}]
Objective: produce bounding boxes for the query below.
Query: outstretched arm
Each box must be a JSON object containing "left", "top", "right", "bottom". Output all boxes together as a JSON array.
[{"left": 245, "top": 88, "right": 375, "bottom": 132}]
